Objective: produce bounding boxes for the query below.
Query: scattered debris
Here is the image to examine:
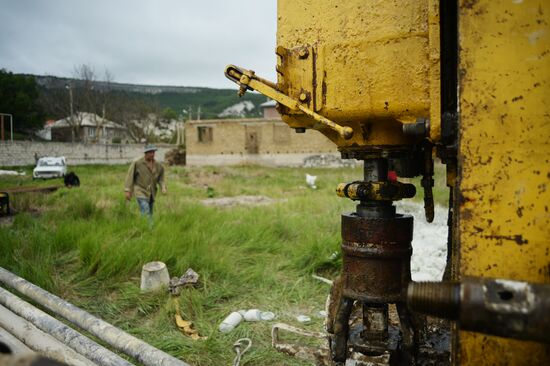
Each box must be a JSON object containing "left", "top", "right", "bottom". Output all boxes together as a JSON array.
[
  {"left": 259, "top": 311, "right": 275, "bottom": 321},
  {"left": 220, "top": 309, "right": 276, "bottom": 333},
  {"left": 219, "top": 312, "right": 244, "bottom": 333},
  {"left": 232, "top": 338, "right": 252, "bottom": 366},
  {"left": 311, "top": 274, "right": 333, "bottom": 285},
  {"left": 175, "top": 314, "right": 207, "bottom": 340},
  {"left": 303, "top": 154, "right": 357, "bottom": 168},
  {"left": 165, "top": 148, "right": 186, "bottom": 166},
  {"left": 140, "top": 261, "right": 170, "bottom": 293},
  {"left": 271, "top": 323, "right": 328, "bottom": 365},
  {"left": 272, "top": 323, "right": 390, "bottom": 366},
  {"left": 0, "top": 192, "right": 10, "bottom": 216},
  {"left": 169, "top": 268, "right": 199, "bottom": 296},
  {"left": 239, "top": 309, "right": 275, "bottom": 322},
  {"left": 173, "top": 297, "right": 206, "bottom": 340},
  {"left": 318, "top": 310, "right": 327, "bottom": 318},
  {"left": 305, "top": 174, "right": 317, "bottom": 189},
  {"left": 63, "top": 172, "right": 80, "bottom": 187},
  {"left": 0, "top": 170, "right": 25, "bottom": 176},
  {"left": 296, "top": 315, "right": 311, "bottom": 323},
  {"left": 201, "top": 195, "right": 286, "bottom": 208}
]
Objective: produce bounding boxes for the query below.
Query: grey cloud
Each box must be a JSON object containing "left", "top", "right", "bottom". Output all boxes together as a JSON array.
[{"left": 0, "top": 0, "right": 277, "bottom": 88}]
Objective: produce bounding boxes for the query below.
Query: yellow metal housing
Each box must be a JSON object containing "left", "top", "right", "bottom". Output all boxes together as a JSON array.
[
  {"left": 276, "top": 0, "right": 441, "bottom": 148},
  {"left": 457, "top": 0, "right": 550, "bottom": 364}
]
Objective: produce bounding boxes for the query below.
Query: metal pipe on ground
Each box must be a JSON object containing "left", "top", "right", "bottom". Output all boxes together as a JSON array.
[
  {"left": 0, "top": 326, "right": 34, "bottom": 354},
  {"left": 0, "top": 304, "right": 96, "bottom": 366},
  {"left": 0, "top": 286, "right": 134, "bottom": 366},
  {"left": 0, "top": 267, "right": 191, "bottom": 366}
]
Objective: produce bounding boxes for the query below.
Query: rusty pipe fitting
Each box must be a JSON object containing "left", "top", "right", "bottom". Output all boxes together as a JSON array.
[
  {"left": 407, "top": 277, "right": 550, "bottom": 344},
  {"left": 407, "top": 281, "right": 460, "bottom": 319},
  {"left": 341, "top": 213, "right": 413, "bottom": 303}
]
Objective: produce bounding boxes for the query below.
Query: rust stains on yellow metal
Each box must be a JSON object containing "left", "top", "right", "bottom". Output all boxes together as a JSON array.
[
  {"left": 457, "top": 0, "right": 550, "bottom": 364},
  {"left": 276, "top": 0, "right": 441, "bottom": 148}
]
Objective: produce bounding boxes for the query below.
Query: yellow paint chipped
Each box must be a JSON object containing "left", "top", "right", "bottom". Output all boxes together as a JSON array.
[{"left": 458, "top": 0, "right": 550, "bottom": 363}]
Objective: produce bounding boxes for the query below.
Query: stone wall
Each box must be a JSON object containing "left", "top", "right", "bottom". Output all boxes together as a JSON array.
[
  {"left": 186, "top": 153, "right": 357, "bottom": 167},
  {"left": 0, "top": 141, "right": 355, "bottom": 168},
  {"left": 0, "top": 141, "right": 171, "bottom": 167}
]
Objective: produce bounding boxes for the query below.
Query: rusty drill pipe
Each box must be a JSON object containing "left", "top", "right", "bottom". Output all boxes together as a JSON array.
[
  {"left": 407, "top": 277, "right": 550, "bottom": 344},
  {"left": 0, "top": 267, "right": 190, "bottom": 366}
]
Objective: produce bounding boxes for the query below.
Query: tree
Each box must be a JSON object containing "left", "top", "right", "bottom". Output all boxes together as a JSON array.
[
  {"left": 108, "top": 92, "right": 160, "bottom": 143},
  {"left": 38, "top": 64, "right": 163, "bottom": 143},
  {"left": 161, "top": 107, "right": 178, "bottom": 121},
  {"left": 0, "top": 69, "right": 45, "bottom": 134},
  {"left": 39, "top": 64, "right": 115, "bottom": 142}
]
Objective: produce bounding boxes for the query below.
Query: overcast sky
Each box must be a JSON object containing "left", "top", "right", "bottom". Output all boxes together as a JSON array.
[{"left": 0, "top": 1, "right": 277, "bottom": 88}]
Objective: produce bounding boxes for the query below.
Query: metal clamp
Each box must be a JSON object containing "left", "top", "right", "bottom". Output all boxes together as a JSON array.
[{"left": 225, "top": 64, "right": 353, "bottom": 140}]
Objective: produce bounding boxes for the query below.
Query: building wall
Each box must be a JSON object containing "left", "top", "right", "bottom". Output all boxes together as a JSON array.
[
  {"left": 51, "top": 127, "right": 75, "bottom": 142},
  {"left": 186, "top": 152, "right": 354, "bottom": 167},
  {"left": 263, "top": 106, "right": 281, "bottom": 119},
  {"left": 186, "top": 119, "right": 336, "bottom": 156},
  {"left": 0, "top": 141, "right": 171, "bottom": 167}
]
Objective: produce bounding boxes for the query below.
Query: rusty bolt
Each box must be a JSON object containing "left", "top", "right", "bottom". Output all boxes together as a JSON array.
[{"left": 298, "top": 48, "right": 309, "bottom": 59}]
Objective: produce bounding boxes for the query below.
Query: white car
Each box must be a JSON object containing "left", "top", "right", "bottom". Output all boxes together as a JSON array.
[{"left": 33, "top": 157, "right": 67, "bottom": 179}]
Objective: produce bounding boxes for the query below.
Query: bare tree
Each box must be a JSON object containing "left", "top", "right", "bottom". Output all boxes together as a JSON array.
[
  {"left": 110, "top": 94, "right": 160, "bottom": 143},
  {"left": 93, "top": 69, "right": 114, "bottom": 142},
  {"left": 39, "top": 64, "right": 160, "bottom": 143}
]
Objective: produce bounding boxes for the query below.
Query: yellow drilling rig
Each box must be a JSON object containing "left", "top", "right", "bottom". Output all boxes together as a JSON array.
[{"left": 226, "top": 0, "right": 550, "bottom": 365}]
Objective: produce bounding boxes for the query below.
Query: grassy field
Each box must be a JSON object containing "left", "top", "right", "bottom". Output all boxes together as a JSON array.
[{"left": 0, "top": 163, "right": 448, "bottom": 365}]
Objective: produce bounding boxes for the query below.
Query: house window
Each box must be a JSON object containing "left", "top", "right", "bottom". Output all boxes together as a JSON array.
[
  {"left": 198, "top": 126, "right": 213, "bottom": 143},
  {"left": 87, "top": 127, "right": 96, "bottom": 137}
]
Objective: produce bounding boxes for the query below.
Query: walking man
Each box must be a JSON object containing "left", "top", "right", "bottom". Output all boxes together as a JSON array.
[{"left": 124, "top": 144, "right": 167, "bottom": 218}]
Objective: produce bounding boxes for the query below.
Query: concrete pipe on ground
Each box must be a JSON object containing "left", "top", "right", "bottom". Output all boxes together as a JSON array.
[
  {"left": 0, "top": 286, "right": 134, "bottom": 366},
  {"left": 0, "top": 267, "right": 190, "bottom": 366},
  {"left": 0, "top": 304, "right": 96, "bottom": 366},
  {"left": 0, "top": 325, "right": 34, "bottom": 354}
]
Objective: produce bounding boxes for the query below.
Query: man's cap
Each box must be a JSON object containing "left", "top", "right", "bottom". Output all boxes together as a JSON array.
[{"left": 144, "top": 144, "right": 158, "bottom": 153}]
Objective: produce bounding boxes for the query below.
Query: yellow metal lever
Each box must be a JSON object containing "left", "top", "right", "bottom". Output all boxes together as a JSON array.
[{"left": 225, "top": 65, "right": 353, "bottom": 140}]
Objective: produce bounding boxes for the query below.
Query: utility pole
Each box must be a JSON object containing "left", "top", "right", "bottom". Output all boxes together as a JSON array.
[
  {"left": 197, "top": 105, "right": 201, "bottom": 121},
  {"left": 66, "top": 83, "right": 75, "bottom": 142}
]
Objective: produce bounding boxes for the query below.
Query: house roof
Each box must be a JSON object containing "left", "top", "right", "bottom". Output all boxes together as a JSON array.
[{"left": 52, "top": 112, "right": 126, "bottom": 129}]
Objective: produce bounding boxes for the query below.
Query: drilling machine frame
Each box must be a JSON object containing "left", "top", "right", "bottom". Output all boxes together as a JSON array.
[{"left": 225, "top": 0, "right": 550, "bottom": 364}]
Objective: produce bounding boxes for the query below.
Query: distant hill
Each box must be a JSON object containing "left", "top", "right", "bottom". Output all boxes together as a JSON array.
[{"left": 30, "top": 74, "right": 268, "bottom": 120}]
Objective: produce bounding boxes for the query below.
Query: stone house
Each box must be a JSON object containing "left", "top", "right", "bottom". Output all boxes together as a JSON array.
[{"left": 51, "top": 112, "right": 128, "bottom": 143}]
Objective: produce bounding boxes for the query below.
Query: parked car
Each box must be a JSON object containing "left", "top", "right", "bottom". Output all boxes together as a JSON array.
[{"left": 33, "top": 157, "right": 67, "bottom": 179}]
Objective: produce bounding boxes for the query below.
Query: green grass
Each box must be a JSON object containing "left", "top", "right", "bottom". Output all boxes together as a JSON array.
[{"left": 0, "top": 163, "right": 448, "bottom": 365}]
